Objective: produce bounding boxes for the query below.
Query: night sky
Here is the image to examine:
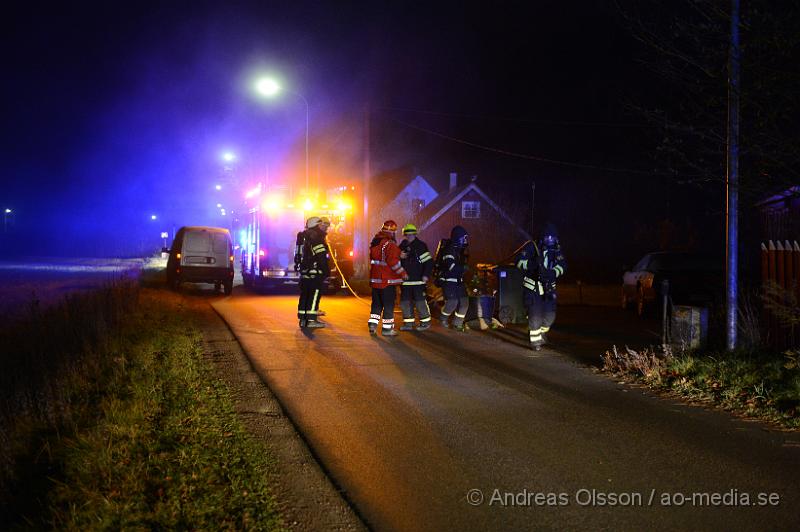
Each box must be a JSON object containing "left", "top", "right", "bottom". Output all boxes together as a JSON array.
[{"left": 2, "top": 1, "right": 712, "bottom": 278}]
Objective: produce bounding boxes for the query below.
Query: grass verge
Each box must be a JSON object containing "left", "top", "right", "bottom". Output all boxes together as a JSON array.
[
  {"left": 602, "top": 345, "right": 800, "bottom": 429},
  {"left": 2, "top": 288, "right": 284, "bottom": 530}
]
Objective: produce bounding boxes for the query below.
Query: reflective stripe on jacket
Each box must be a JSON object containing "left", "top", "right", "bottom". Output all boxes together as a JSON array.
[
  {"left": 400, "top": 237, "right": 433, "bottom": 284},
  {"left": 369, "top": 232, "right": 406, "bottom": 289}
]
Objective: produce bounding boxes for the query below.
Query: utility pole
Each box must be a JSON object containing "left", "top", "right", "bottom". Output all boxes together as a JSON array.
[
  {"left": 354, "top": 103, "right": 371, "bottom": 279},
  {"left": 530, "top": 181, "right": 536, "bottom": 238},
  {"left": 726, "top": 0, "right": 741, "bottom": 351}
]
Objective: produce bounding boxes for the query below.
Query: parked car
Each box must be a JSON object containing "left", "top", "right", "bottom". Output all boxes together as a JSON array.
[
  {"left": 622, "top": 252, "right": 722, "bottom": 316},
  {"left": 166, "top": 226, "right": 235, "bottom": 294}
]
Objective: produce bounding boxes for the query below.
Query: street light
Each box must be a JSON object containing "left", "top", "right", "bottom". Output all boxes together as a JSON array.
[
  {"left": 222, "top": 151, "right": 236, "bottom": 162},
  {"left": 3, "top": 208, "right": 11, "bottom": 233},
  {"left": 253, "top": 76, "right": 309, "bottom": 191},
  {"left": 151, "top": 214, "right": 157, "bottom": 220}
]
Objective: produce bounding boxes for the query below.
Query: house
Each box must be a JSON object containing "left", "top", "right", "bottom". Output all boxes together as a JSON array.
[
  {"left": 369, "top": 166, "right": 439, "bottom": 230},
  {"left": 757, "top": 186, "right": 800, "bottom": 242},
  {"left": 369, "top": 169, "right": 531, "bottom": 265}
]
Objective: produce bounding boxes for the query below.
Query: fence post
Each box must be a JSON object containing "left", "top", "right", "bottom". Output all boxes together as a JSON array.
[
  {"left": 761, "top": 242, "right": 769, "bottom": 348},
  {"left": 794, "top": 241, "right": 800, "bottom": 298},
  {"left": 768, "top": 240, "right": 776, "bottom": 285},
  {"left": 661, "top": 279, "right": 670, "bottom": 346},
  {"left": 785, "top": 241, "right": 794, "bottom": 292}
]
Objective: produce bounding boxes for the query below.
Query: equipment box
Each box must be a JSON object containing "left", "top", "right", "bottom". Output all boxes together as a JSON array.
[
  {"left": 494, "top": 265, "right": 527, "bottom": 324},
  {"left": 670, "top": 305, "right": 708, "bottom": 350}
]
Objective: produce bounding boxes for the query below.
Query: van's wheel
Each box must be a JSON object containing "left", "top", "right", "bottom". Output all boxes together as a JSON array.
[
  {"left": 636, "top": 284, "right": 647, "bottom": 317},
  {"left": 224, "top": 280, "right": 233, "bottom": 295}
]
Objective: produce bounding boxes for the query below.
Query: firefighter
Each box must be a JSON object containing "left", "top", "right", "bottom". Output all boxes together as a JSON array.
[
  {"left": 438, "top": 225, "right": 470, "bottom": 331},
  {"left": 398, "top": 223, "right": 433, "bottom": 331},
  {"left": 515, "top": 223, "right": 566, "bottom": 350},
  {"left": 317, "top": 216, "right": 332, "bottom": 317},
  {"left": 368, "top": 220, "right": 407, "bottom": 336},
  {"left": 297, "top": 216, "right": 330, "bottom": 328}
]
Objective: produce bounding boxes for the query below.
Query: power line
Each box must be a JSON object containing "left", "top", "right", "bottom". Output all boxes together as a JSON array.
[
  {"left": 388, "top": 116, "right": 671, "bottom": 176},
  {"left": 379, "top": 106, "right": 657, "bottom": 129}
]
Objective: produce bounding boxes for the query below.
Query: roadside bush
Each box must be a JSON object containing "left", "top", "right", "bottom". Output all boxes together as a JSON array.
[
  {"left": 601, "top": 344, "right": 674, "bottom": 384},
  {"left": 602, "top": 344, "right": 800, "bottom": 428}
]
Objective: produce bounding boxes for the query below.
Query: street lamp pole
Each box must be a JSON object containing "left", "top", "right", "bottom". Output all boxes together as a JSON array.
[
  {"left": 253, "top": 77, "right": 309, "bottom": 191},
  {"left": 296, "top": 92, "right": 310, "bottom": 192}
]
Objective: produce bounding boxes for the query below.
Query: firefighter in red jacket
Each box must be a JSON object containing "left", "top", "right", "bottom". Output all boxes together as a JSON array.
[{"left": 369, "top": 220, "right": 408, "bottom": 336}]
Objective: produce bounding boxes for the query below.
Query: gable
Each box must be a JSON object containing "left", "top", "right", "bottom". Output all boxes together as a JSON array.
[
  {"left": 418, "top": 183, "right": 532, "bottom": 241},
  {"left": 392, "top": 175, "right": 438, "bottom": 213}
]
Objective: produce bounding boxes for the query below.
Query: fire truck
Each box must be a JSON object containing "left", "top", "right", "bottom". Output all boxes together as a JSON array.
[{"left": 239, "top": 184, "right": 355, "bottom": 291}]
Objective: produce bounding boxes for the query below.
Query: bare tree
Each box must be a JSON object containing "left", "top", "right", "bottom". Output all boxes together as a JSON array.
[{"left": 618, "top": 0, "right": 800, "bottom": 203}]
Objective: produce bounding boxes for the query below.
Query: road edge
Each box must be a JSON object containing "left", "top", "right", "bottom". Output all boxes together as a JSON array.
[{"left": 198, "top": 299, "right": 368, "bottom": 531}]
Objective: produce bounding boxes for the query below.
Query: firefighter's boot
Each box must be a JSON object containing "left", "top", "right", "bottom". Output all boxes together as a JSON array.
[
  {"left": 382, "top": 328, "right": 399, "bottom": 337},
  {"left": 305, "top": 320, "right": 326, "bottom": 329}
]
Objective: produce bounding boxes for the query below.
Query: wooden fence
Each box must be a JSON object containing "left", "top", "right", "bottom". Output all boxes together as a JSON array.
[{"left": 761, "top": 240, "right": 800, "bottom": 349}]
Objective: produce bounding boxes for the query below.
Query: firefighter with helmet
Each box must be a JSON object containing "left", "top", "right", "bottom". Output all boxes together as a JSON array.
[
  {"left": 368, "top": 220, "right": 407, "bottom": 336},
  {"left": 317, "top": 216, "right": 332, "bottom": 317},
  {"left": 438, "top": 225, "right": 470, "bottom": 331},
  {"left": 398, "top": 223, "right": 433, "bottom": 330},
  {"left": 515, "top": 222, "right": 566, "bottom": 350},
  {"left": 297, "top": 216, "right": 330, "bottom": 328}
]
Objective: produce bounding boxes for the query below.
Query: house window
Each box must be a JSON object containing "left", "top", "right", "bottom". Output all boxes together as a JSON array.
[{"left": 461, "top": 200, "right": 480, "bottom": 219}]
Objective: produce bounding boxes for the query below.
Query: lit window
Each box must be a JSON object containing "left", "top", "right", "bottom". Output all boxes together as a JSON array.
[{"left": 461, "top": 201, "right": 480, "bottom": 219}]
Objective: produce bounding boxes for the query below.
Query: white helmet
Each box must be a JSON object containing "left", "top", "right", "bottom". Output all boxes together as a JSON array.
[{"left": 306, "top": 216, "right": 321, "bottom": 229}]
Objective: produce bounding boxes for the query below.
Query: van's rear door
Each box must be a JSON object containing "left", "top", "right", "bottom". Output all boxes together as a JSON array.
[
  {"left": 211, "top": 232, "right": 230, "bottom": 268},
  {"left": 183, "top": 230, "right": 215, "bottom": 266}
]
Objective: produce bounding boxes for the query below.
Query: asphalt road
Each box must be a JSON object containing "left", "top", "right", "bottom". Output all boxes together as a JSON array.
[{"left": 212, "top": 290, "right": 800, "bottom": 531}]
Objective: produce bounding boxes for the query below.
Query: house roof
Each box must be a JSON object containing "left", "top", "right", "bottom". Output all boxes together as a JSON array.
[
  {"left": 417, "top": 182, "right": 532, "bottom": 240},
  {"left": 756, "top": 185, "right": 800, "bottom": 208},
  {"left": 369, "top": 166, "right": 417, "bottom": 211},
  {"left": 416, "top": 184, "right": 471, "bottom": 222}
]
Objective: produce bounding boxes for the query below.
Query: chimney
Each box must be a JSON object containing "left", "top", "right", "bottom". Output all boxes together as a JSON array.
[{"left": 449, "top": 172, "right": 457, "bottom": 191}]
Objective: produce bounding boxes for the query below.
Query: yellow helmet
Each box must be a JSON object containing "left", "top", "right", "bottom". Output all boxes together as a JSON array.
[{"left": 402, "top": 223, "right": 417, "bottom": 235}]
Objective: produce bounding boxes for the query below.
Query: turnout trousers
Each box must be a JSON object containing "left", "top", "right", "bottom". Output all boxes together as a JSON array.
[
  {"left": 369, "top": 286, "right": 397, "bottom": 332},
  {"left": 441, "top": 282, "right": 469, "bottom": 328},
  {"left": 525, "top": 289, "right": 557, "bottom": 346},
  {"left": 298, "top": 276, "right": 323, "bottom": 323},
  {"left": 400, "top": 285, "right": 431, "bottom": 326}
]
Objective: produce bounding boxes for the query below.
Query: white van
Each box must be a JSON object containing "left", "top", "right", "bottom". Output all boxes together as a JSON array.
[{"left": 166, "top": 226, "right": 234, "bottom": 294}]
